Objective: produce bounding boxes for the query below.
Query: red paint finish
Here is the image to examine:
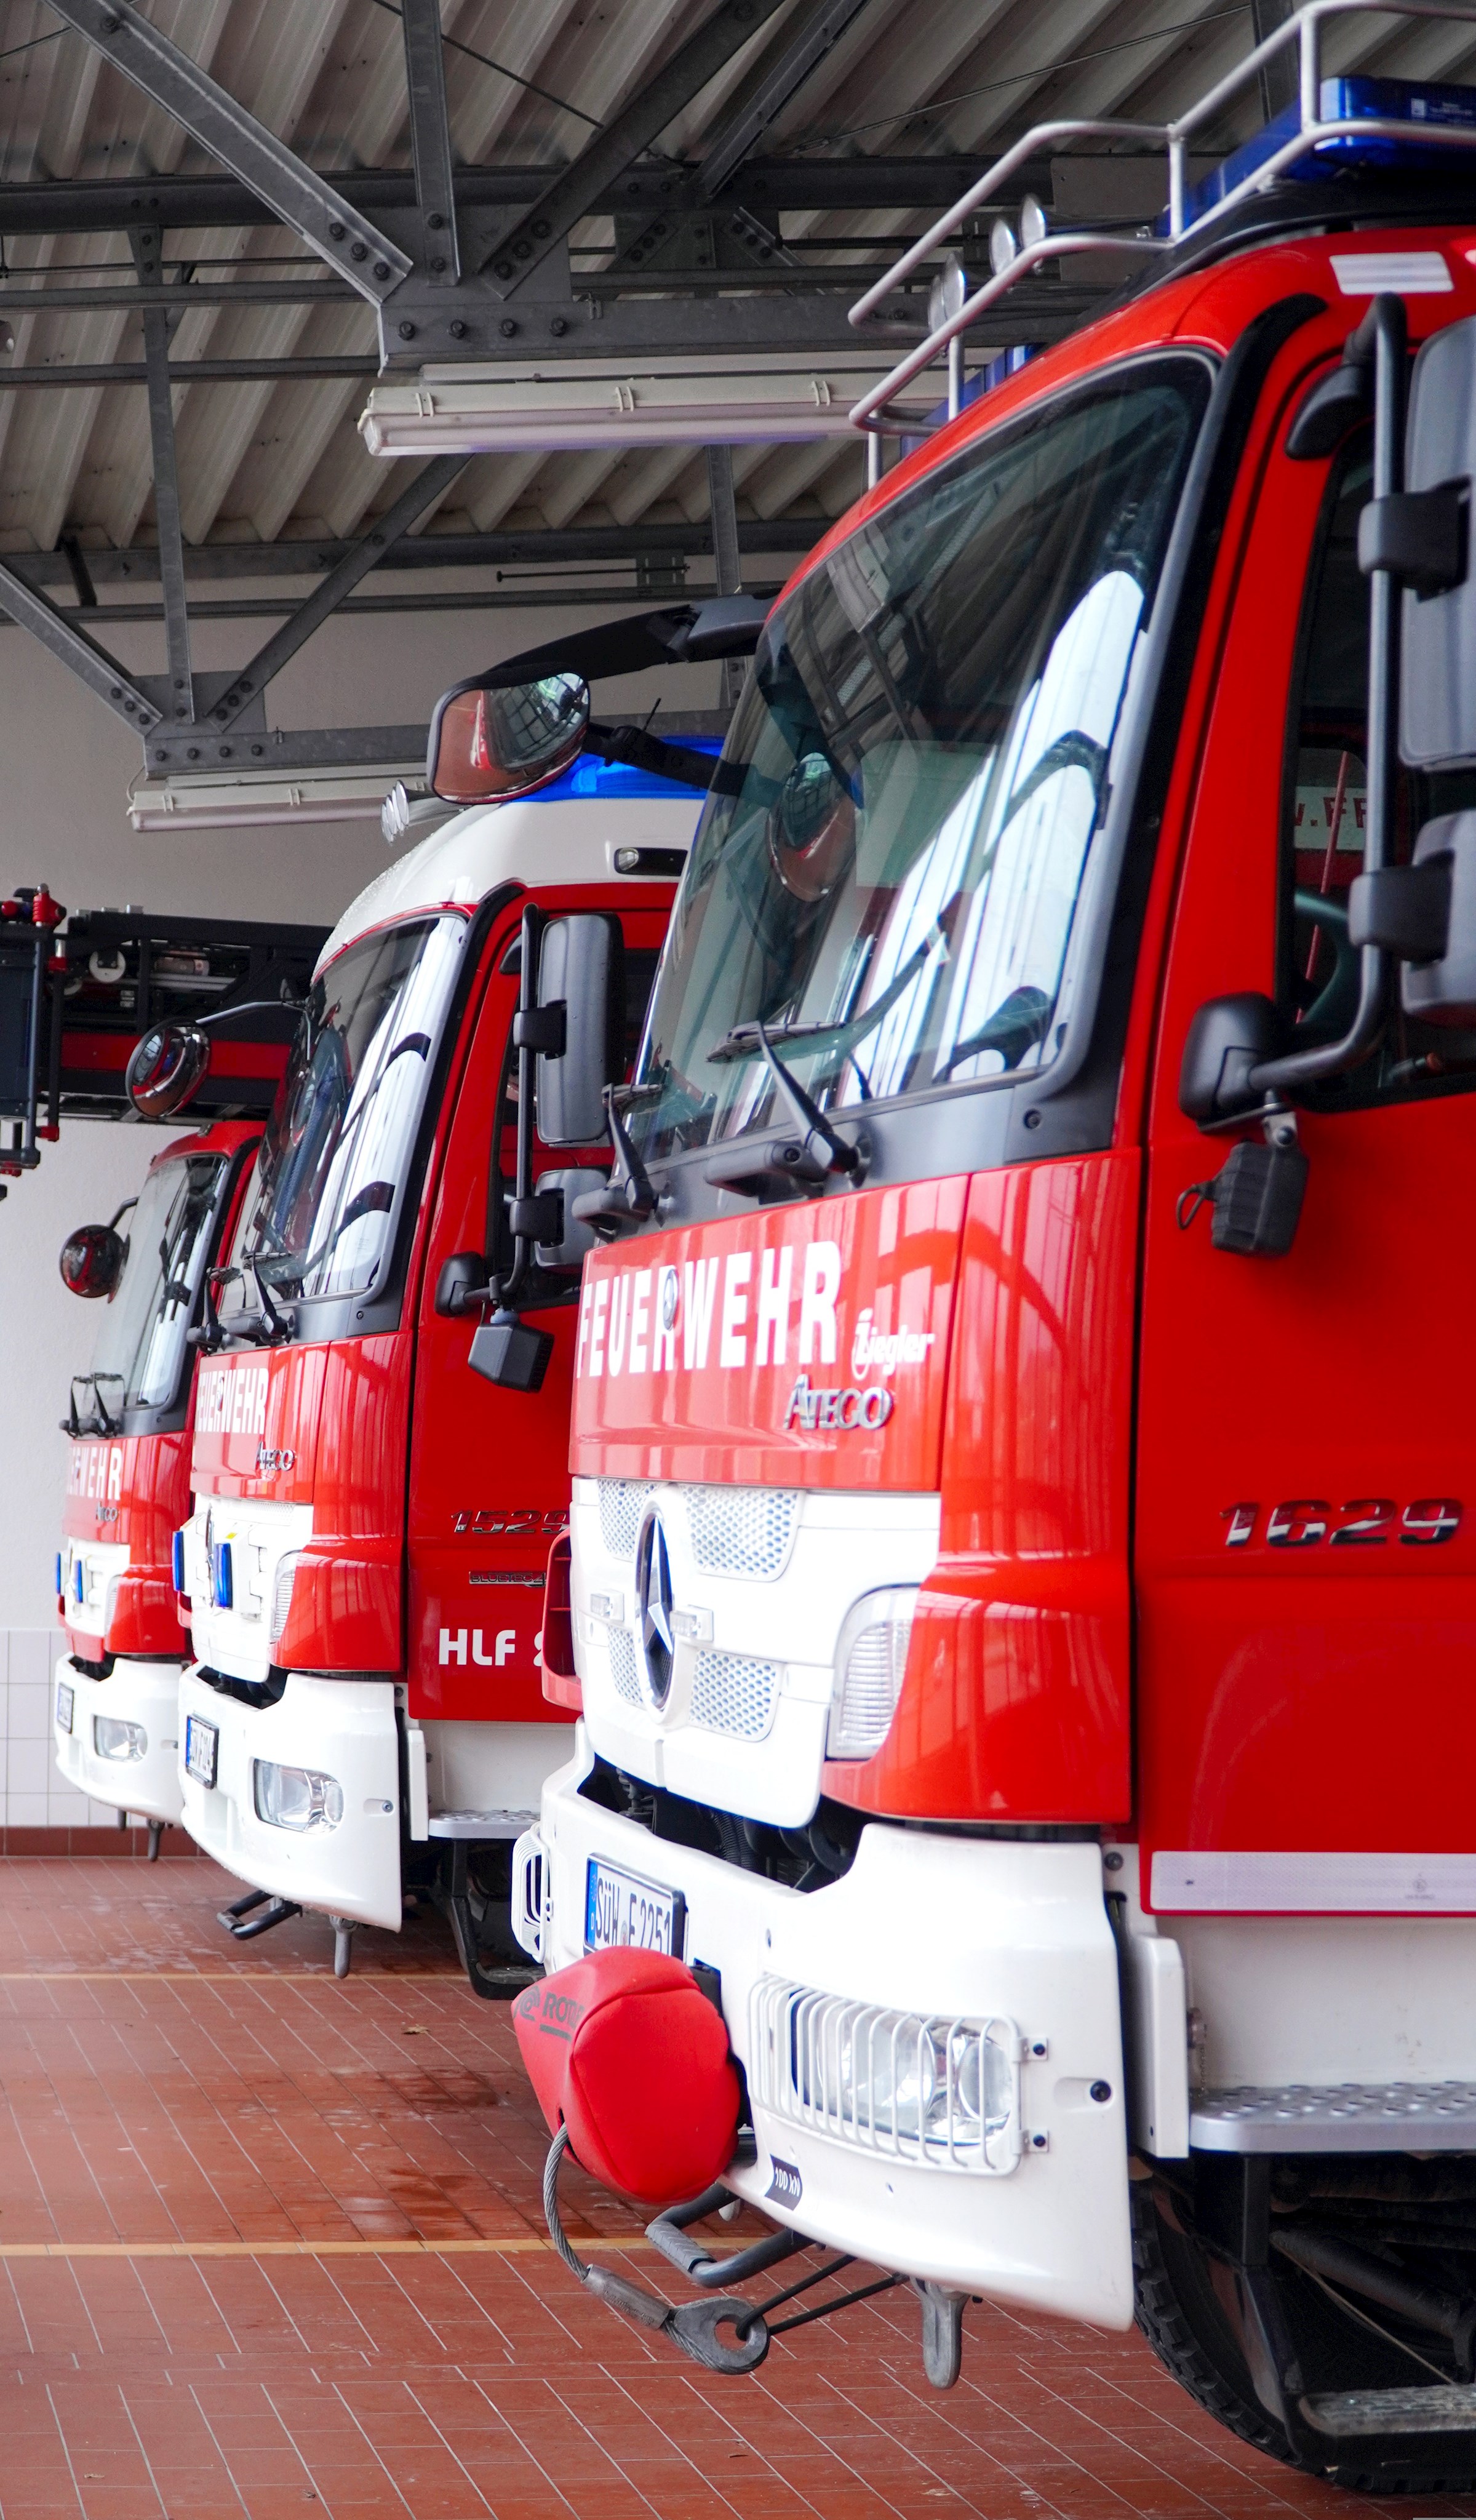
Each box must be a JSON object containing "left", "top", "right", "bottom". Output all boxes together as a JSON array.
[
  {"left": 1130, "top": 259, "right": 1476, "bottom": 1900},
  {"left": 570, "top": 1178, "right": 968, "bottom": 1491},
  {"left": 824, "top": 1155, "right": 1138, "bottom": 1824}
]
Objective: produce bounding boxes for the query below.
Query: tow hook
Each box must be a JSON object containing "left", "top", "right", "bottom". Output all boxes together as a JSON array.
[{"left": 541, "top": 2127, "right": 927, "bottom": 2375}]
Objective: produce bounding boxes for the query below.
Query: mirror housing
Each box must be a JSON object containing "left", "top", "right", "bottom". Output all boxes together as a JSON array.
[
  {"left": 58, "top": 1222, "right": 125, "bottom": 1299},
  {"left": 124, "top": 1021, "right": 210, "bottom": 1118},
  {"left": 1178, "top": 991, "right": 1290, "bottom": 1128},
  {"left": 1384, "top": 811, "right": 1476, "bottom": 1026},
  {"left": 530, "top": 1169, "right": 604, "bottom": 1271},
  {"left": 1397, "top": 315, "right": 1476, "bottom": 768},
  {"left": 533, "top": 915, "right": 623, "bottom": 1146},
  {"left": 428, "top": 672, "right": 589, "bottom": 805}
]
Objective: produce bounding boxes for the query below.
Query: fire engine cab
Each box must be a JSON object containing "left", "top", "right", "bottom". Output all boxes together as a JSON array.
[{"left": 510, "top": 7, "right": 1476, "bottom": 2491}]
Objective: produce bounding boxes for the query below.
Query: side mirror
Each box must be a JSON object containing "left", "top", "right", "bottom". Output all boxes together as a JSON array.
[
  {"left": 427, "top": 671, "right": 589, "bottom": 805},
  {"left": 1349, "top": 809, "right": 1476, "bottom": 1026},
  {"left": 58, "top": 1222, "right": 124, "bottom": 1299},
  {"left": 532, "top": 915, "right": 623, "bottom": 1146},
  {"left": 124, "top": 1021, "right": 210, "bottom": 1118},
  {"left": 1392, "top": 315, "right": 1476, "bottom": 769},
  {"left": 1178, "top": 992, "right": 1289, "bottom": 1128}
]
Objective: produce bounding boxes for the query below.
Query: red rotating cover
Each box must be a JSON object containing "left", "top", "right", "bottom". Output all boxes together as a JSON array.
[{"left": 514, "top": 1948, "right": 741, "bottom": 2206}]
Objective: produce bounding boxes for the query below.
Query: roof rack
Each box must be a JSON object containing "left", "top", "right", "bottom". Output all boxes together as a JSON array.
[{"left": 847, "top": 0, "right": 1476, "bottom": 431}]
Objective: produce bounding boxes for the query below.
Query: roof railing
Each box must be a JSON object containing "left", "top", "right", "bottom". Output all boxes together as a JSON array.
[{"left": 848, "top": 0, "right": 1476, "bottom": 432}]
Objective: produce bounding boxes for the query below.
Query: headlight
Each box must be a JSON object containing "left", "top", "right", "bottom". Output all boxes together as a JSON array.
[
  {"left": 792, "top": 1992, "right": 1018, "bottom": 2161},
  {"left": 252, "top": 1758, "right": 343, "bottom": 1832},
  {"left": 269, "top": 1552, "right": 305, "bottom": 1646},
  {"left": 94, "top": 1715, "right": 146, "bottom": 1763},
  {"left": 826, "top": 1586, "right": 918, "bottom": 1759}
]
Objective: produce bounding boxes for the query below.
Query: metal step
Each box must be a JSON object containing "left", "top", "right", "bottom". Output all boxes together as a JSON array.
[
  {"left": 1301, "top": 2386, "right": 1476, "bottom": 2437},
  {"left": 1190, "top": 2082, "right": 1476, "bottom": 2152},
  {"left": 426, "top": 1808, "right": 537, "bottom": 1841}
]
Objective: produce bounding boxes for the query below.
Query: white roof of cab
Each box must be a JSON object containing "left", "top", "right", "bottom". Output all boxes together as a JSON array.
[{"left": 317, "top": 788, "right": 701, "bottom": 974}]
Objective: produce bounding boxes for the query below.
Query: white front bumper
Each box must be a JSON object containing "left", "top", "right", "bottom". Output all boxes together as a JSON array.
[
  {"left": 535, "top": 1732, "right": 1133, "bottom": 2329},
  {"left": 53, "top": 1653, "right": 184, "bottom": 1825},
  {"left": 178, "top": 1667, "right": 402, "bottom": 1929}
]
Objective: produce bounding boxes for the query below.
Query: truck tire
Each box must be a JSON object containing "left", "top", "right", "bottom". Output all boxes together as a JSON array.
[
  {"left": 1133, "top": 2178, "right": 1476, "bottom": 2495},
  {"left": 1131, "top": 2176, "right": 1294, "bottom": 2470}
]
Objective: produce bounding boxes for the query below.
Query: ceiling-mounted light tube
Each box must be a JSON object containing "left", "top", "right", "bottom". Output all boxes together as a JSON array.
[
  {"left": 128, "top": 766, "right": 425, "bottom": 832},
  {"left": 357, "top": 351, "right": 949, "bottom": 457}
]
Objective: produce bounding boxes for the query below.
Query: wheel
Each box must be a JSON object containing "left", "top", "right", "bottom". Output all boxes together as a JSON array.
[{"left": 1133, "top": 2177, "right": 1476, "bottom": 2495}]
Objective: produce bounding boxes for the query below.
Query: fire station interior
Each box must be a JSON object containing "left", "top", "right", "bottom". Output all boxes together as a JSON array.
[{"left": 13, "top": 0, "right": 1476, "bottom": 2513}]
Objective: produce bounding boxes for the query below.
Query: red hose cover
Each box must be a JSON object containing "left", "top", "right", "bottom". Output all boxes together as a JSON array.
[{"left": 514, "top": 1950, "right": 741, "bottom": 2206}]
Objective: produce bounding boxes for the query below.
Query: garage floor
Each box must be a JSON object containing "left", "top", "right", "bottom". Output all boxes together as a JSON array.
[{"left": 0, "top": 1859, "right": 1462, "bottom": 2520}]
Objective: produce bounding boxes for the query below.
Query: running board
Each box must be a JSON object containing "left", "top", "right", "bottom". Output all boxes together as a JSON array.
[
  {"left": 1191, "top": 2082, "right": 1476, "bottom": 2151},
  {"left": 1301, "top": 2386, "right": 1476, "bottom": 2436}
]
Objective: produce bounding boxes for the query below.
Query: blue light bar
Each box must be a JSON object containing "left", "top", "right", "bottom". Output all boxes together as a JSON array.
[
  {"left": 1177, "top": 74, "right": 1476, "bottom": 229},
  {"left": 528, "top": 743, "right": 722, "bottom": 806}
]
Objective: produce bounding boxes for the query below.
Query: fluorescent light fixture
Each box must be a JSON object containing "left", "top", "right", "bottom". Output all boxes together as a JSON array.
[
  {"left": 129, "top": 764, "right": 425, "bottom": 832},
  {"left": 357, "top": 351, "right": 947, "bottom": 457}
]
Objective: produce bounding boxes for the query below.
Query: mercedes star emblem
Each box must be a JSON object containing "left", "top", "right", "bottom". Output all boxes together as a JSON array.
[{"left": 634, "top": 1507, "right": 676, "bottom": 1709}]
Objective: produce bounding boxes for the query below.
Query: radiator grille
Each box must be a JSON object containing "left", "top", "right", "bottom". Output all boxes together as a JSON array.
[
  {"left": 750, "top": 1977, "right": 1023, "bottom": 2173},
  {"left": 689, "top": 1651, "right": 780, "bottom": 1741},
  {"left": 684, "top": 1485, "right": 800, "bottom": 1579},
  {"left": 607, "top": 1627, "right": 642, "bottom": 1707},
  {"left": 596, "top": 1480, "right": 653, "bottom": 1557}
]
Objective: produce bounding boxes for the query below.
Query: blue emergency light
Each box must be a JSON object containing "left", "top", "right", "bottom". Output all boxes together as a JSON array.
[
  {"left": 1178, "top": 74, "right": 1476, "bottom": 228},
  {"left": 172, "top": 1529, "right": 186, "bottom": 1594}
]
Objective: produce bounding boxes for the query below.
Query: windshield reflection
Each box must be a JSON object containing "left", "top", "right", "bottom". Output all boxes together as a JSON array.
[
  {"left": 73, "top": 1153, "right": 226, "bottom": 1429},
  {"left": 628, "top": 364, "right": 1208, "bottom": 1163},
  {"left": 230, "top": 916, "right": 465, "bottom": 1314}
]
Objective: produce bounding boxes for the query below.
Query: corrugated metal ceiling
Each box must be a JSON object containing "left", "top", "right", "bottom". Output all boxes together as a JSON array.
[{"left": 0, "top": 0, "right": 1474, "bottom": 577}]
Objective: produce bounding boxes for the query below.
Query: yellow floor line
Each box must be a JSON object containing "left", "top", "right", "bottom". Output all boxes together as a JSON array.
[{"left": 0, "top": 2236, "right": 709, "bottom": 2259}]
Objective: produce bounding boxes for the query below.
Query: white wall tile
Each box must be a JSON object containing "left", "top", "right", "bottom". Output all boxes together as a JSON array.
[
  {"left": 10, "top": 1739, "right": 54, "bottom": 1799},
  {"left": 6, "top": 1795, "right": 47, "bottom": 1828},
  {"left": 9, "top": 1681, "right": 50, "bottom": 1743}
]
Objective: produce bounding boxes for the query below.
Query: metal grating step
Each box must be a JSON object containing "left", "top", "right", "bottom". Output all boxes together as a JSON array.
[
  {"left": 1301, "top": 2386, "right": 1476, "bottom": 2437},
  {"left": 1191, "top": 2081, "right": 1476, "bottom": 2152},
  {"left": 426, "top": 1809, "right": 537, "bottom": 1841}
]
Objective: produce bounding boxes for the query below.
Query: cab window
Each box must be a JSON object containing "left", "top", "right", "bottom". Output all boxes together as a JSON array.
[{"left": 1281, "top": 427, "right": 1476, "bottom": 1105}]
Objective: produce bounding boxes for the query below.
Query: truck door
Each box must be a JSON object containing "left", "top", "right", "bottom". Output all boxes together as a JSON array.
[
  {"left": 406, "top": 900, "right": 668, "bottom": 1725},
  {"left": 1135, "top": 399, "right": 1476, "bottom": 1913}
]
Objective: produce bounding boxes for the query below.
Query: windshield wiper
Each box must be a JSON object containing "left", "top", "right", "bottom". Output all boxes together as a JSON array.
[
  {"left": 63, "top": 1372, "right": 122, "bottom": 1438},
  {"left": 709, "top": 919, "right": 947, "bottom": 1074},
  {"left": 706, "top": 1018, "right": 861, "bottom": 1187}
]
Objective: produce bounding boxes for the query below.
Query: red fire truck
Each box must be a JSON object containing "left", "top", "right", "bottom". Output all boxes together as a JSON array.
[
  {"left": 55, "top": 1122, "right": 263, "bottom": 1848},
  {"left": 49, "top": 910, "right": 323, "bottom": 1848},
  {"left": 509, "top": 12, "right": 1476, "bottom": 2490},
  {"left": 150, "top": 609, "right": 760, "bottom": 1980}
]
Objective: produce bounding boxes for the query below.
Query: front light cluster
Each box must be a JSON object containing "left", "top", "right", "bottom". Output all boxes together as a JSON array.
[
  {"left": 94, "top": 1716, "right": 146, "bottom": 1763},
  {"left": 784, "top": 1986, "right": 1019, "bottom": 2168},
  {"left": 252, "top": 1758, "right": 343, "bottom": 1832},
  {"left": 826, "top": 1586, "right": 918, "bottom": 1759}
]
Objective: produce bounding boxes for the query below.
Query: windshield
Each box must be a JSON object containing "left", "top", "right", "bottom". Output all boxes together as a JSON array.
[
  {"left": 76, "top": 1152, "right": 228, "bottom": 1429},
  {"left": 230, "top": 915, "right": 465, "bottom": 1310},
  {"left": 628, "top": 361, "right": 1208, "bottom": 1163}
]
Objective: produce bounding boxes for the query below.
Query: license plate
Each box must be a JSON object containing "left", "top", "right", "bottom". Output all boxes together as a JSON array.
[
  {"left": 584, "top": 1856, "right": 685, "bottom": 1957},
  {"left": 55, "top": 1681, "right": 73, "bottom": 1736},
  {"left": 185, "top": 1713, "right": 218, "bottom": 1788}
]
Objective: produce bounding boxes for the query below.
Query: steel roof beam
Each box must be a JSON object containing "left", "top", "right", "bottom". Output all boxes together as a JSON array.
[
  {"left": 480, "top": 0, "right": 789, "bottom": 299},
  {"left": 4, "top": 518, "right": 821, "bottom": 591},
  {"left": 205, "top": 453, "right": 468, "bottom": 733},
  {"left": 43, "top": 0, "right": 412, "bottom": 306},
  {"left": 0, "top": 560, "right": 160, "bottom": 731},
  {"left": 130, "top": 226, "right": 191, "bottom": 716},
  {"left": 700, "top": 0, "right": 876, "bottom": 199},
  {"left": 401, "top": 0, "right": 460, "bottom": 285},
  {"left": 0, "top": 158, "right": 1058, "bottom": 235}
]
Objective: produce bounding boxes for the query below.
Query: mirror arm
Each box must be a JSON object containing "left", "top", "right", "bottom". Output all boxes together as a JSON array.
[
  {"left": 584, "top": 719, "right": 716, "bottom": 792},
  {"left": 1250, "top": 291, "right": 1405, "bottom": 1101},
  {"left": 495, "top": 901, "right": 546, "bottom": 1310}
]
